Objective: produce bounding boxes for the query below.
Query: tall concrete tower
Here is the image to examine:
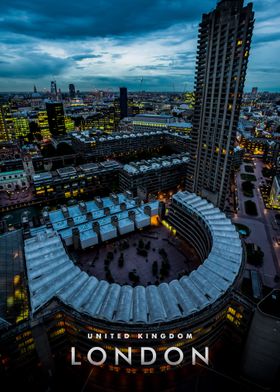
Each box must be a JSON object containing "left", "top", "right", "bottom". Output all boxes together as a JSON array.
[{"left": 186, "top": 0, "right": 254, "bottom": 209}]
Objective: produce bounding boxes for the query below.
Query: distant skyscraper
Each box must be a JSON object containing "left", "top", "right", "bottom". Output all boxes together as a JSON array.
[
  {"left": 186, "top": 0, "right": 254, "bottom": 209},
  {"left": 50, "top": 81, "right": 57, "bottom": 96},
  {"left": 69, "top": 84, "right": 76, "bottom": 99},
  {"left": 33, "top": 85, "right": 37, "bottom": 93},
  {"left": 46, "top": 102, "right": 66, "bottom": 137},
  {"left": 119, "top": 87, "right": 128, "bottom": 119},
  {"left": 251, "top": 86, "right": 258, "bottom": 96}
]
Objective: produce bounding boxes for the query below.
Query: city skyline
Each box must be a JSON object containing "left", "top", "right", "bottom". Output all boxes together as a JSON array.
[{"left": 0, "top": 0, "right": 279, "bottom": 92}]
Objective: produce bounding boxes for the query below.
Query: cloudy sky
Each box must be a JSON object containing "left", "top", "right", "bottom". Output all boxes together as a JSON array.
[{"left": 0, "top": 0, "right": 279, "bottom": 92}]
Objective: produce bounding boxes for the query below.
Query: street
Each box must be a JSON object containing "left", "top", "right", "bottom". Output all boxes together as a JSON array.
[{"left": 232, "top": 157, "right": 280, "bottom": 288}]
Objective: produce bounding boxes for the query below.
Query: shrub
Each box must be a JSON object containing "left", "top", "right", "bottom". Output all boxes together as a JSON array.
[
  {"left": 242, "top": 181, "right": 254, "bottom": 197},
  {"left": 234, "top": 223, "right": 250, "bottom": 238},
  {"left": 137, "top": 248, "right": 148, "bottom": 257},
  {"left": 241, "top": 173, "right": 257, "bottom": 182},
  {"left": 262, "top": 167, "right": 274, "bottom": 178},
  {"left": 118, "top": 253, "right": 124, "bottom": 267},
  {"left": 128, "top": 271, "right": 140, "bottom": 283},
  {"left": 244, "top": 165, "right": 254, "bottom": 173},
  {"left": 152, "top": 261, "right": 158, "bottom": 276},
  {"left": 107, "top": 252, "right": 114, "bottom": 260}
]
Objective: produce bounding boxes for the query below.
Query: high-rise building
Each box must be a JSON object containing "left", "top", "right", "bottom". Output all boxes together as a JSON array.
[
  {"left": 50, "top": 80, "right": 57, "bottom": 96},
  {"left": 0, "top": 106, "right": 8, "bottom": 141},
  {"left": 251, "top": 86, "right": 258, "bottom": 96},
  {"left": 0, "top": 105, "right": 30, "bottom": 141},
  {"left": 33, "top": 85, "right": 37, "bottom": 93},
  {"left": 46, "top": 102, "right": 66, "bottom": 137},
  {"left": 37, "top": 110, "right": 51, "bottom": 140},
  {"left": 119, "top": 87, "right": 128, "bottom": 119},
  {"left": 69, "top": 83, "right": 76, "bottom": 99},
  {"left": 186, "top": 0, "right": 254, "bottom": 209}
]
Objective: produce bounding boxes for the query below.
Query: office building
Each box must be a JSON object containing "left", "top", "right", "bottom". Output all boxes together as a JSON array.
[
  {"left": 50, "top": 80, "right": 57, "bottom": 96},
  {"left": 269, "top": 175, "right": 280, "bottom": 209},
  {"left": 46, "top": 102, "right": 66, "bottom": 137},
  {"left": 251, "top": 86, "right": 258, "bottom": 96},
  {"left": 69, "top": 83, "right": 76, "bottom": 99},
  {"left": 186, "top": 0, "right": 254, "bottom": 209},
  {"left": 37, "top": 110, "right": 51, "bottom": 140},
  {"left": 119, "top": 87, "right": 128, "bottom": 119}
]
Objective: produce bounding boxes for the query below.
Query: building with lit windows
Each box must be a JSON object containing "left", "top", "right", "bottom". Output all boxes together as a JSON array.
[
  {"left": 0, "top": 106, "right": 8, "bottom": 141},
  {"left": 264, "top": 140, "right": 280, "bottom": 173},
  {"left": 269, "top": 175, "right": 280, "bottom": 209},
  {"left": 119, "top": 153, "right": 189, "bottom": 197},
  {"left": 32, "top": 160, "right": 121, "bottom": 201},
  {"left": 186, "top": 0, "right": 254, "bottom": 209},
  {"left": 64, "top": 116, "right": 75, "bottom": 133},
  {"left": 232, "top": 146, "right": 245, "bottom": 169},
  {"left": 0, "top": 191, "right": 253, "bottom": 391},
  {"left": 12, "top": 116, "right": 30, "bottom": 140},
  {"left": 120, "top": 114, "right": 192, "bottom": 135},
  {"left": 0, "top": 105, "right": 30, "bottom": 141},
  {"left": 37, "top": 110, "right": 51, "bottom": 139},
  {"left": 71, "top": 130, "right": 190, "bottom": 159},
  {"left": 46, "top": 102, "right": 66, "bottom": 137}
]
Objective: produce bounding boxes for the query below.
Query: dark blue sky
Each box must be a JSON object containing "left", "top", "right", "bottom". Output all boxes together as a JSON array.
[{"left": 0, "top": 0, "right": 279, "bottom": 92}]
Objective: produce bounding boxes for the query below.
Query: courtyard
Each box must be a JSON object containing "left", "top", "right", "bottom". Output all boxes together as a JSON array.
[{"left": 71, "top": 224, "right": 200, "bottom": 286}]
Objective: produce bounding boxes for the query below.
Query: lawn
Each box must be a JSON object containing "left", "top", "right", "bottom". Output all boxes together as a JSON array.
[
  {"left": 241, "top": 173, "right": 257, "bottom": 182},
  {"left": 244, "top": 165, "right": 254, "bottom": 173},
  {"left": 244, "top": 200, "right": 258, "bottom": 216},
  {"left": 242, "top": 181, "right": 254, "bottom": 198}
]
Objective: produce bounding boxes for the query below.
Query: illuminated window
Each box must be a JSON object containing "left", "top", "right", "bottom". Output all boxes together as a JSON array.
[
  {"left": 228, "top": 307, "right": 236, "bottom": 315},
  {"left": 227, "top": 314, "right": 234, "bottom": 322}
]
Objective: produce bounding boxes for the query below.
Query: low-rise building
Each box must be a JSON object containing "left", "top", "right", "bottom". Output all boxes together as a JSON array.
[
  {"left": 0, "top": 169, "right": 29, "bottom": 191},
  {"left": 119, "top": 153, "right": 189, "bottom": 197},
  {"left": 32, "top": 160, "right": 121, "bottom": 200}
]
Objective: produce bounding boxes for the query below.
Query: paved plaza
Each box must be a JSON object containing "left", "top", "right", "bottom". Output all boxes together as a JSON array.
[
  {"left": 233, "top": 158, "right": 280, "bottom": 287},
  {"left": 72, "top": 224, "right": 200, "bottom": 286}
]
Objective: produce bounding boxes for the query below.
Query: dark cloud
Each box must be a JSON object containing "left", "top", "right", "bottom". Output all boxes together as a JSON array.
[
  {"left": 0, "top": 0, "right": 280, "bottom": 91},
  {"left": 0, "top": 0, "right": 210, "bottom": 40},
  {"left": 0, "top": 53, "right": 70, "bottom": 78},
  {"left": 70, "top": 54, "right": 103, "bottom": 61},
  {"left": 76, "top": 74, "right": 193, "bottom": 91}
]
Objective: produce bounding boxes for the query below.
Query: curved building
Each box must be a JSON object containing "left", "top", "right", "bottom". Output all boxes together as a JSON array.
[{"left": 20, "top": 191, "right": 245, "bottom": 373}]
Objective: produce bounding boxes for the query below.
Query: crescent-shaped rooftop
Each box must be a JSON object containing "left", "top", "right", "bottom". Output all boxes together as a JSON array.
[{"left": 24, "top": 192, "right": 243, "bottom": 324}]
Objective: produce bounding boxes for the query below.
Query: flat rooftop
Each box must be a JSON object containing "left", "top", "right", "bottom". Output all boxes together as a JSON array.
[{"left": 123, "top": 152, "right": 189, "bottom": 175}]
